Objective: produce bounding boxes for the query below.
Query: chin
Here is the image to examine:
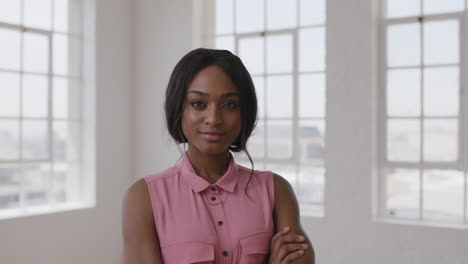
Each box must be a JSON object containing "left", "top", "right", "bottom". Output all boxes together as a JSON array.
[{"left": 194, "top": 144, "right": 230, "bottom": 156}]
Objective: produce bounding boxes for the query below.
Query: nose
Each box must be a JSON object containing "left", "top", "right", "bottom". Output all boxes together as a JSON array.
[{"left": 204, "top": 104, "right": 223, "bottom": 126}]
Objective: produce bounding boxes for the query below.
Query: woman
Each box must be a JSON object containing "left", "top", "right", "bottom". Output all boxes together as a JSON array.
[{"left": 122, "top": 49, "right": 315, "bottom": 264}]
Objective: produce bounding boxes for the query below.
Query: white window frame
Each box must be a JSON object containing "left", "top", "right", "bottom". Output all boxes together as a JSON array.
[
  {"left": 0, "top": 0, "right": 96, "bottom": 220},
  {"left": 378, "top": 1, "right": 468, "bottom": 226}
]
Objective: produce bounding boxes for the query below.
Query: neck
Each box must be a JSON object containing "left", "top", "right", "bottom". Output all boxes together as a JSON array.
[{"left": 186, "top": 147, "right": 231, "bottom": 184}]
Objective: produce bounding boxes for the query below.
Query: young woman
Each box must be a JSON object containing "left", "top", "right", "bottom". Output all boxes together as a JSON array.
[{"left": 122, "top": 49, "right": 315, "bottom": 264}]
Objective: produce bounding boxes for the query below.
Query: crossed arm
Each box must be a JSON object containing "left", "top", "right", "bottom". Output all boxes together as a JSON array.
[{"left": 270, "top": 173, "right": 315, "bottom": 264}]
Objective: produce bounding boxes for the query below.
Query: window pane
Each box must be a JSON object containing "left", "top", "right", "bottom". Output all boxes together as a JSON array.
[
  {"left": 299, "top": 74, "right": 325, "bottom": 118},
  {"left": 53, "top": 121, "right": 79, "bottom": 161},
  {"left": 215, "top": 0, "right": 233, "bottom": 34},
  {"left": 54, "top": 0, "right": 69, "bottom": 32},
  {"left": 0, "top": 120, "right": 19, "bottom": 160},
  {"left": 23, "top": 32, "right": 49, "bottom": 74},
  {"left": 0, "top": 72, "right": 20, "bottom": 117},
  {"left": 247, "top": 120, "right": 265, "bottom": 159},
  {"left": 53, "top": 163, "right": 68, "bottom": 203},
  {"left": 22, "top": 74, "right": 48, "bottom": 118},
  {"left": 299, "top": 27, "right": 325, "bottom": 72},
  {"left": 236, "top": 0, "right": 264, "bottom": 33},
  {"left": 238, "top": 37, "right": 264, "bottom": 74},
  {"left": 0, "top": 164, "right": 20, "bottom": 209},
  {"left": 266, "top": 75, "right": 293, "bottom": 118},
  {"left": 53, "top": 77, "right": 69, "bottom": 119},
  {"left": 215, "top": 35, "right": 235, "bottom": 53},
  {"left": 0, "top": 0, "right": 21, "bottom": 24},
  {"left": 253, "top": 77, "right": 265, "bottom": 119},
  {"left": 423, "top": 0, "right": 464, "bottom": 15},
  {"left": 267, "top": 0, "right": 297, "bottom": 30},
  {"left": 53, "top": 34, "right": 68, "bottom": 75},
  {"left": 387, "top": 119, "right": 420, "bottom": 162},
  {"left": 423, "top": 170, "right": 464, "bottom": 223},
  {"left": 24, "top": 0, "right": 52, "bottom": 30},
  {"left": 387, "top": 0, "right": 420, "bottom": 18},
  {"left": 22, "top": 120, "right": 49, "bottom": 160},
  {"left": 267, "top": 120, "right": 293, "bottom": 159},
  {"left": 298, "top": 166, "right": 324, "bottom": 210},
  {"left": 0, "top": 28, "right": 21, "bottom": 70},
  {"left": 23, "top": 163, "right": 50, "bottom": 206},
  {"left": 386, "top": 168, "right": 420, "bottom": 219},
  {"left": 424, "top": 20, "right": 459, "bottom": 65},
  {"left": 387, "top": 23, "right": 421, "bottom": 67},
  {"left": 298, "top": 120, "right": 325, "bottom": 164},
  {"left": 387, "top": 68, "right": 421, "bottom": 117},
  {"left": 423, "top": 119, "right": 457, "bottom": 162},
  {"left": 424, "top": 67, "right": 459, "bottom": 117},
  {"left": 300, "top": 0, "right": 325, "bottom": 26},
  {"left": 266, "top": 34, "right": 293, "bottom": 74}
]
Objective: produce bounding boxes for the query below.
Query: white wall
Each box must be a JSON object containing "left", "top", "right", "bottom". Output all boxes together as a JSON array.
[
  {"left": 0, "top": 0, "right": 133, "bottom": 263},
  {"left": 133, "top": 0, "right": 193, "bottom": 178},
  {"left": 133, "top": 1, "right": 468, "bottom": 264}
]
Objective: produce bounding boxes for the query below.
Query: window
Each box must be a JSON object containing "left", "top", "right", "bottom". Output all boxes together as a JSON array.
[
  {"left": 0, "top": 0, "right": 95, "bottom": 219},
  {"left": 200, "top": 0, "right": 327, "bottom": 216},
  {"left": 380, "top": 0, "right": 467, "bottom": 225}
]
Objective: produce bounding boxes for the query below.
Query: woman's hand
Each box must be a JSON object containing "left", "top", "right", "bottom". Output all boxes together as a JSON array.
[{"left": 267, "top": 226, "right": 310, "bottom": 264}]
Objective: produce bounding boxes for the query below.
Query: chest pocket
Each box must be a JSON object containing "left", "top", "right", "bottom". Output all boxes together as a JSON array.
[
  {"left": 237, "top": 232, "right": 271, "bottom": 264},
  {"left": 161, "top": 241, "right": 215, "bottom": 264}
]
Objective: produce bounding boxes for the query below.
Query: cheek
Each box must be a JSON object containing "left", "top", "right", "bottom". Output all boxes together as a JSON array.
[
  {"left": 181, "top": 109, "right": 201, "bottom": 132},
  {"left": 228, "top": 112, "right": 242, "bottom": 133}
]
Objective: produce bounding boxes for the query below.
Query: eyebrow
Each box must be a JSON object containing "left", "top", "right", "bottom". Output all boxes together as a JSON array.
[{"left": 188, "top": 90, "right": 240, "bottom": 97}]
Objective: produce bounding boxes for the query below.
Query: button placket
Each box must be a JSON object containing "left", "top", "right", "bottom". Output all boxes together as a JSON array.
[{"left": 204, "top": 189, "right": 232, "bottom": 264}]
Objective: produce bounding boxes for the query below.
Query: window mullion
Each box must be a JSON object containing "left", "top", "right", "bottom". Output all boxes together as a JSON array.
[
  {"left": 18, "top": 0, "right": 25, "bottom": 212},
  {"left": 418, "top": 6, "right": 424, "bottom": 221},
  {"left": 48, "top": 0, "right": 55, "bottom": 208}
]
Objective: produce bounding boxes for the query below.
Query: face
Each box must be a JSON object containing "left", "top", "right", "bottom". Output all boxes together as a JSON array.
[{"left": 181, "top": 65, "right": 242, "bottom": 156}]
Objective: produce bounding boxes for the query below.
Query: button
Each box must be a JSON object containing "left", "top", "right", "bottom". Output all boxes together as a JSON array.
[
  {"left": 211, "top": 186, "right": 217, "bottom": 191},
  {"left": 211, "top": 196, "right": 216, "bottom": 201},
  {"left": 222, "top": 251, "right": 228, "bottom": 256},
  {"left": 218, "top": 221, "right": 223, "bottom": 226}
]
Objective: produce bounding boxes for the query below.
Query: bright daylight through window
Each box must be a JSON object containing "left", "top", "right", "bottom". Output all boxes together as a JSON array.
[
  {"left": 381, "top": 0, "right": 468, "bottom": 225},
  {"left": 202, "top": 0, "right": 326, "bottom": 216},
  {"left": 0, "top": 0, "right": 93, "bottom": 219}
]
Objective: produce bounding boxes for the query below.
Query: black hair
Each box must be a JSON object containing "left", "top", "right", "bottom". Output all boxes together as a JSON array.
[{"left": 165, "top": 48, "right": 257, "bottom": 187}]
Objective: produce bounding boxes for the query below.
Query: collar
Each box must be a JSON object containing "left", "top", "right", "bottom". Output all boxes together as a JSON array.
[{"left": 179, "top": 151, "right": 239, "bottom": 193}]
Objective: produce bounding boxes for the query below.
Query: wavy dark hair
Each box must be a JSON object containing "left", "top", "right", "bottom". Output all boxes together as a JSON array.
[{"left": 165, "top": 48, "right": 258, "bottom": 186}]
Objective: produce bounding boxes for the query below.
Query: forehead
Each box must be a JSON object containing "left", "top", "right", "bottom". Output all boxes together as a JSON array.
[{"left": 187, "top": 65, "right": 238, "bottom": 94}]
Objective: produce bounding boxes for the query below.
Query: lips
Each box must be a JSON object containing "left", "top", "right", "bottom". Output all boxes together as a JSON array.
[{"left": 200, "top": 131, "right": 224, "bottom": 141}]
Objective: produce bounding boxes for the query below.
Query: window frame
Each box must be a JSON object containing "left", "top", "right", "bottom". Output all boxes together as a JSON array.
[
  {"left": 378, "top": 1, "right": 468, "bottom": 225},
  {"left": 0, "top": 0, "right": 94, "bottom": 220}
]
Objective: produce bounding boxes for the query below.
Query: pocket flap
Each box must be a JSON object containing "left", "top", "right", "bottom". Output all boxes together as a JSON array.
[
  {"left": 239, "top": 232, "right": 271, "bottom": 255},
  {"left": 161, "top": 241, "right": 215, "bottom": 263}
]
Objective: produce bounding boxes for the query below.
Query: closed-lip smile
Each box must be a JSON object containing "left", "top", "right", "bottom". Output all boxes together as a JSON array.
[
  {"left": 201, "top": 131, "right": 224, "bottom": 135},
  {"left": 200, "top": 131, "right": 224, "bottom": 141}
]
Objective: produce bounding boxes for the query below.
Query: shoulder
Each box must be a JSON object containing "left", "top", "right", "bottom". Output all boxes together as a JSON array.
[
  {"left": 272, "top": 172, "right": 296, "bottom": 204},
  {"left": 123, "top": 178, "right": 153, "bottom": 225},
  {"left": 122, "top": 178, "right": 163, "bottom": 263},
  {"left": 144, "top": 165, "right": 181, "bottom": 184}
]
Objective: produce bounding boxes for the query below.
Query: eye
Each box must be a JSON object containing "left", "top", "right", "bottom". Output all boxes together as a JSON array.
[
  {"left": 224, "top": 101, "right": 239, "bottom": 110},
  {"left": 190, "top": 100, "right": 205, "bottom": 109}
]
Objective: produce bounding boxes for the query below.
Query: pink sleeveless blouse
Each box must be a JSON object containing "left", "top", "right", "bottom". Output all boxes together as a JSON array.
[{"left": 144, "top": 152, "right": 275, "bottom": 264}]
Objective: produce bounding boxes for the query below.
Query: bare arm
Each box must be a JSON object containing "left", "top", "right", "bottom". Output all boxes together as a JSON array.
[
  {"left": 273, "top": 173, "right": 315, "bottom": 264},
  {"left": 121, "top": 178, "right": 163, "bottom": 264}
]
